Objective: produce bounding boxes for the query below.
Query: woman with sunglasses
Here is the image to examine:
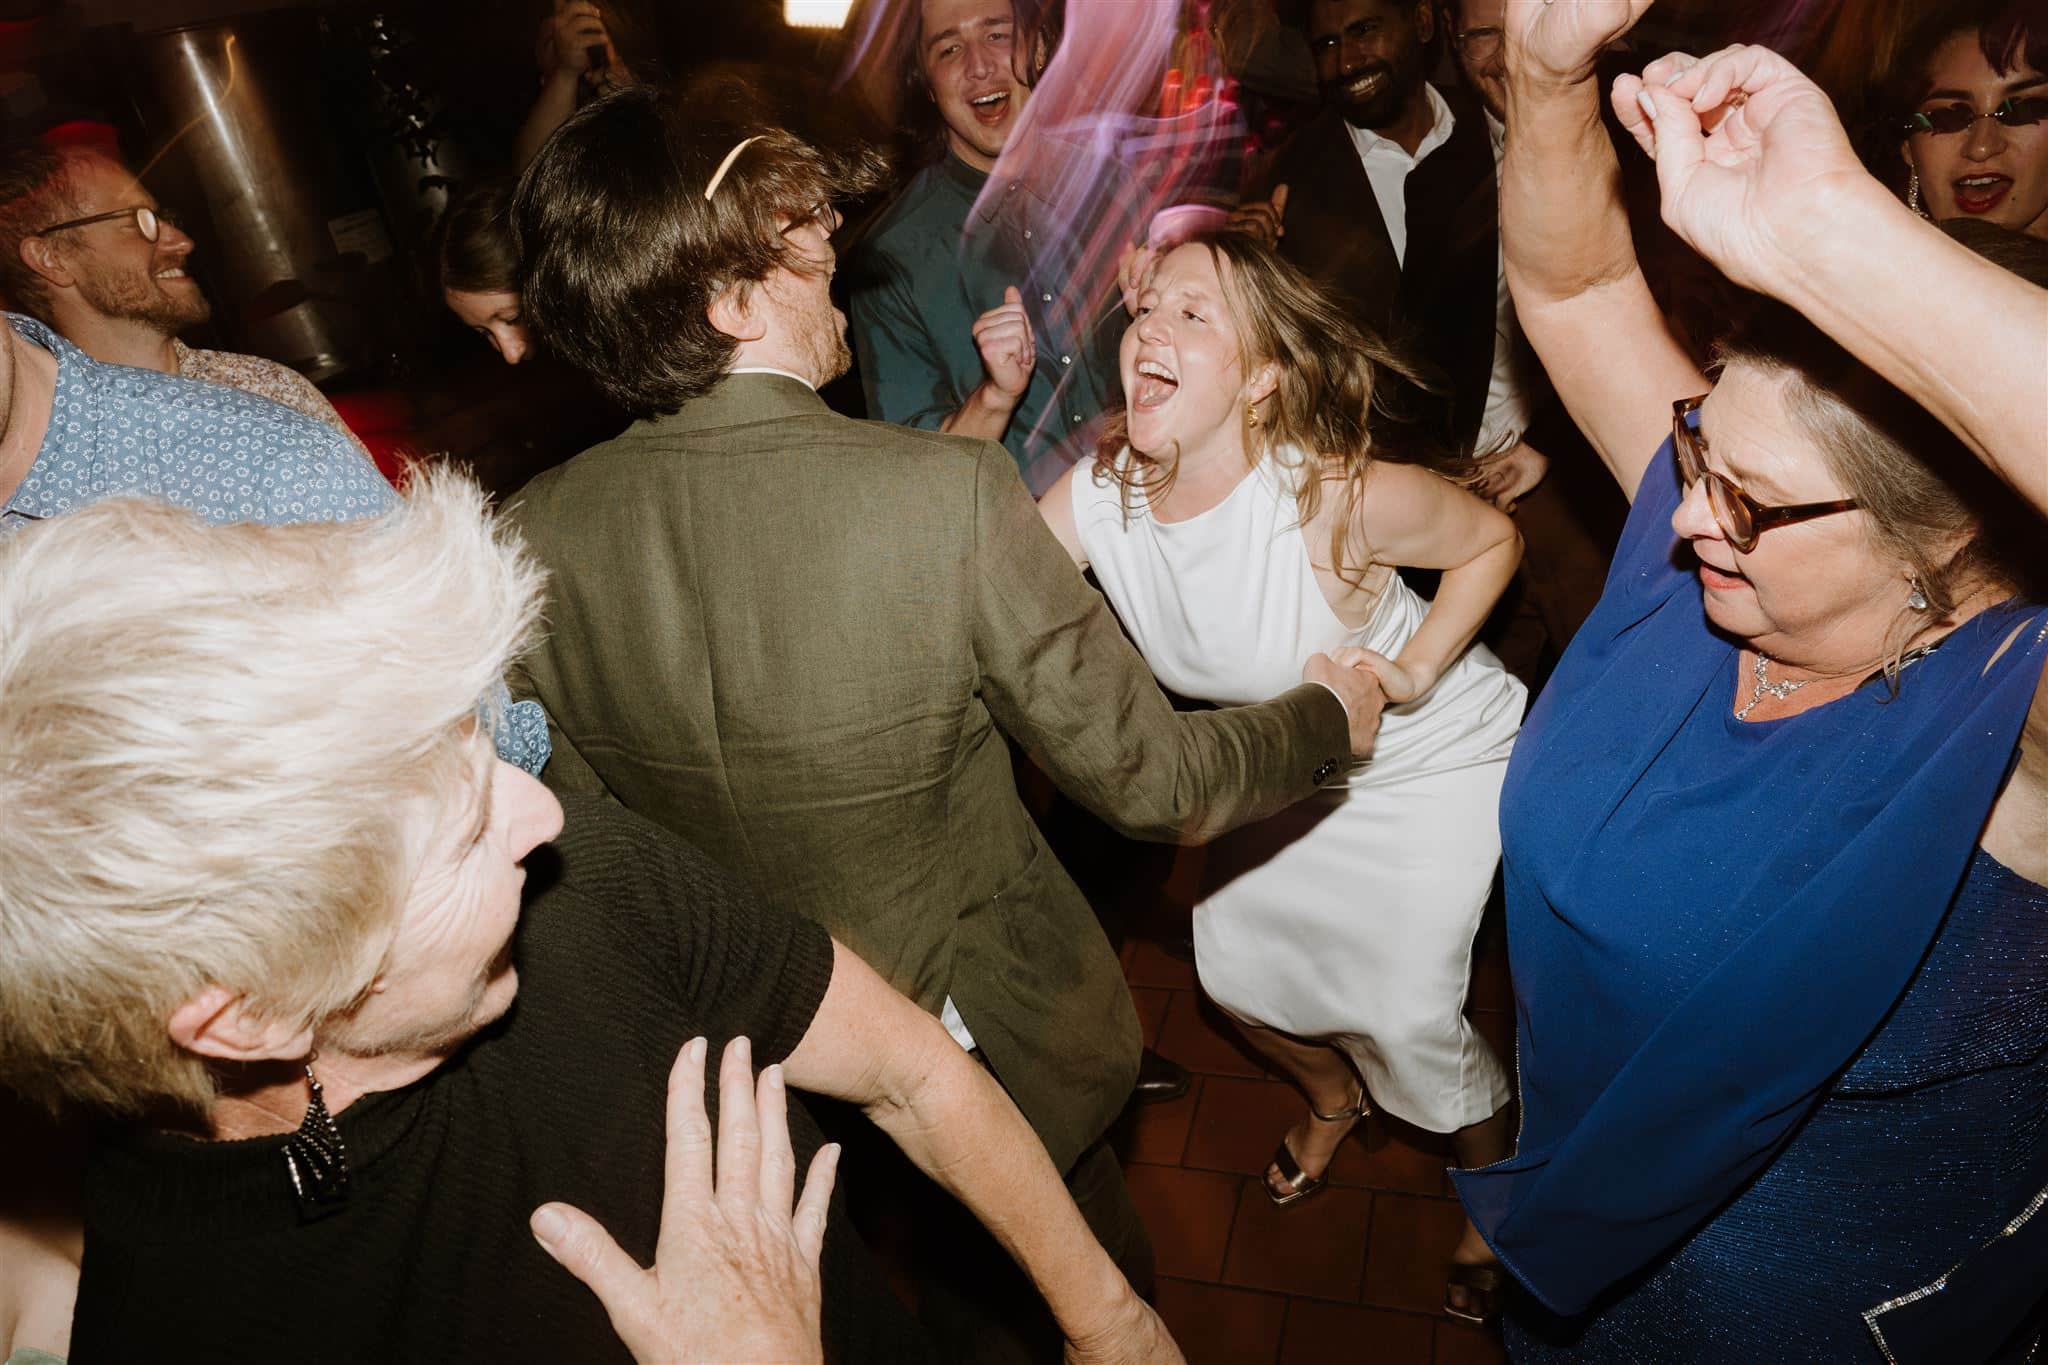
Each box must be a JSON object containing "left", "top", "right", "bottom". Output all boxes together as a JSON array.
[
  {"left": 1447, "top": 1, "right": 2048, "bottom": 1359},
  {"left": 1897, "top": 0, "right": 2048, "bottom": 237}
]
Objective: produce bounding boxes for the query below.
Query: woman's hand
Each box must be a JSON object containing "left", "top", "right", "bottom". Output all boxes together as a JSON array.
[
  {"left": 1505, "top": 0, "right": 1653, "bottom": 87},
  {"left": 1349, "top": 649, "right": 1437, "bottom": 705},
  {"left": 1614, "top": 44, "right": 1870, "bottom": 298},
  {"left": 1117, "top": 242, "right": 1159, "bottom": 317},
  {"left": 1224, "top": 184, "right": 1288, "bottom": 247},
  {"left": 1306, "top": 649, "right": 1390, "bottom": 758},
  {"left": 529, "top": 1037, "right": 836, "bottom": 1365}
]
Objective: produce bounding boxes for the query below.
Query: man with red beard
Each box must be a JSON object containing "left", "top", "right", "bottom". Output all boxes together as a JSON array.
[{"left": 0, "top": 140, "right": 366, "bottom": 453}]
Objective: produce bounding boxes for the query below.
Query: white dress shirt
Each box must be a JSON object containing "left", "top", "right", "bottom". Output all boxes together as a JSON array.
[
  {"left": 1344, "top": 83, "right": 1456, "bottom": 267},
  {"left": 1477, "top": 111, "right": 1538, "bottom": 452},
  {"left": 729, "top": 364, "right": 817, "bottom": 389}
]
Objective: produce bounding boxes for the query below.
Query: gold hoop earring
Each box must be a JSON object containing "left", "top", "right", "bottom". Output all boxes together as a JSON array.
[{"left": 1246, "top": 401, "right": 1260, "bottom": 429}]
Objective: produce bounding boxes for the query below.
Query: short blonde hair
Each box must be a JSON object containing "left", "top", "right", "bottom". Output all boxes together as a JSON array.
[{"left": 0, "top": 469, "right": 544, "bottom": 1115}]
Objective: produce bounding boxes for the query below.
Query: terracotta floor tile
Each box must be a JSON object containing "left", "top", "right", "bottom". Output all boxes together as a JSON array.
[
  {"left": 1336, "top": 1119, "right": 1452, "bottom": 1197},
  {"left": 1221, "top": 1179, "right": 1372, "bottom": 1302},
  {"left": 1154, "top": 1278, "right": 1288, "bottom": 1365},
  {"left": 1182, "top": 1075, "right": 1312, "bottom": 1177},
  {"left": 1126, "top": 937, "right": 1199, "bottom": 990},
  {"left": 1359, "top": 1193, "right": 1470, "bottom": 1314},
  {"left": 1280, "top": 1299, "right": 1434, "bottom": 1365},
  {"left": 1113, "top": 1080, "right": 1200, "bottom": 1166},
  {"left": 1158, "top": 990, "right": 1268, "bottom": 1079},
  {"left": 1433, "top": 1319, "right": 1509, "bottom": 1365},
  {"left": 1126, "top": 1161, "right": 1245, "bottom": 1282},
  {"left": 1132, "top": 985, "right": 1173, "bottom": 1050}
]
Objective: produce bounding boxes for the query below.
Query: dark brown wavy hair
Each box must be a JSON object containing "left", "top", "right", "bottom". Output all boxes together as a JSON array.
[
  {"left": 1094, "top": 228, "right": 1485, "bottom": 587},
  {"left": 513, "top": 86, "right": 886, "bottom": 418},
  {"left": 429, "top": 178, "right": 520, "bottom": 297}
]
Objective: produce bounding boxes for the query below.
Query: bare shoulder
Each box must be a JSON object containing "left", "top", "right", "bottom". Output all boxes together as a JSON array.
[
  {"left": 1036, "top": 463, "right": 1088, "bottom": 568},
  {"left": 1348, "top": 459, "right": 1475, "bottom": 537}
]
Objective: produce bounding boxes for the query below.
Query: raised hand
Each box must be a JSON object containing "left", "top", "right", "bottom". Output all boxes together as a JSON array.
[
  {"left": 1117, "top": 242, "right": 1159, "bottom": 317},
  {"left": 538, "top": 1, "right": 631, "bottom": 90},
  {"left": 529, "top": 1036, "right": 836, "bottom": 1365},
  {"left": 1225, "top": 184, "right": 1288, "bottom": 247},
  {"left": 1505, "top": 0, "right": 1653, "bottom": 86},
  {"left": 1614, "top": 45, "right": 1866, "bottom": 297},
  {"left": 973, "top": 286, "right": 1037, "bottom": 401}
]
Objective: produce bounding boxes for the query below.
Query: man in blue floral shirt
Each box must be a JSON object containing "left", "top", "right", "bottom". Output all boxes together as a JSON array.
[{"left": 0, "top": 312, "right": 549, "bottom": 773}]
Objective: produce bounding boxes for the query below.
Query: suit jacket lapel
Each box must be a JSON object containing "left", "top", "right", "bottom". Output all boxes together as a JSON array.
[{"left": 1282, "top": 109, "right": 1401, "bottom": 333}]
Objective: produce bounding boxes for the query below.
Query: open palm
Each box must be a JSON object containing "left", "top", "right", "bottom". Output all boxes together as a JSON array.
[{"left": 1506, "top": 0, "right": 1654, "bottom": 84}]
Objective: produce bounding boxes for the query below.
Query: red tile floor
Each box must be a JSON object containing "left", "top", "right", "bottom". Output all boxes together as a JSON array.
[{"left": 1109, "top": 907, "right": 1514, "bottom": 1365}]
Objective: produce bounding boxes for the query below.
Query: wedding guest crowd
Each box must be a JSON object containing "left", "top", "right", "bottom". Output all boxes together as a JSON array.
[{"left": 1, "top": 0, "right": 2044, "bottom": 1362}]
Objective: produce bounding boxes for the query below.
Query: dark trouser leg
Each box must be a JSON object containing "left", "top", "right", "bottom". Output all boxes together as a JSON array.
[
  {"left": 904, "top": 1138, "right": 1153, "bottom": 1365},
  {"left": 1510, "top": 475, "right": 1620, "bottom": 658}
]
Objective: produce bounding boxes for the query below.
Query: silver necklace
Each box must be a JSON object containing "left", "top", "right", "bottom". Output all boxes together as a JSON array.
[{"left": 1735, "top": 651, "right": 1810, "bottom": 721}]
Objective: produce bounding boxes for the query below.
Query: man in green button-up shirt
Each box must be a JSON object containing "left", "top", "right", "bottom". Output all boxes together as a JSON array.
[{"left": 846, "top": 0, "right": 1126, "bottom": 495}]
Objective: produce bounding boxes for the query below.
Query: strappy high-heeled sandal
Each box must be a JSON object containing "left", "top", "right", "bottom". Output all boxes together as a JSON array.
[
  {"left": 1444, "top": 1261, "right": 1506, "bottom": 1324},
  {"left": 1264, "top": 1089, "right": 1369, "bottom": 1208}
]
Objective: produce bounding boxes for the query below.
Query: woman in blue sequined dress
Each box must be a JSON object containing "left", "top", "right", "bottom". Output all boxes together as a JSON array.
[{"left": 1450, "top": 3, "right": 2048, "bottom": 1359}]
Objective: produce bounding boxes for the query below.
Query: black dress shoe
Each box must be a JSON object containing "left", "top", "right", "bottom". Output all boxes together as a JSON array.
[{"left": 1130, "top": 1048, "right": 1191, "bottom": 1105}]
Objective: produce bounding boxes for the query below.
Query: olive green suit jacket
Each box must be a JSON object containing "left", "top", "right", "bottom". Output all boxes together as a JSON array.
[{"left": 506, "top": 373, "right": 1349, "bottom": 1172}]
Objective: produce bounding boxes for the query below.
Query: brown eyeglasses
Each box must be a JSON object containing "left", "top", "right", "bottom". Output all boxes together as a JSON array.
[
  {"left": 33, "top": 205, "right": 162, "bottom": 243},
  {"left": 1672, "top": 396, "right": 1861, "bottom": 554}
]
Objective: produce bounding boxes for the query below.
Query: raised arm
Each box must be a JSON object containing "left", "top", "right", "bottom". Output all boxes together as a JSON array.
[
  {"left": 784, "top": 941, "right": 1181, "bottom": 1365},
  {"left": 1347, "top": 463, "right": 1522, "bottom": 702},
  {"left": 1501, "top": 0, "right": 1705, "bottom": 498},
  {"left": 1616, "top": 43, "right": 2048, "bottom": 510},
  {"left": 942, "top": 288, "right": 1035, "bottom": 443}
]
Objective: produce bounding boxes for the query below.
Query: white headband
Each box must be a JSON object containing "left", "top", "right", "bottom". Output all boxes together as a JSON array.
[{"left": 703, "top": 135, "right": 765, "bottom": 201}]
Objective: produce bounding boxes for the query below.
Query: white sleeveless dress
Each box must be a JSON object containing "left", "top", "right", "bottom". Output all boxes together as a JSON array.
[{"left": 1072, "top": 449, "right": 1522, "bottom": 1132}]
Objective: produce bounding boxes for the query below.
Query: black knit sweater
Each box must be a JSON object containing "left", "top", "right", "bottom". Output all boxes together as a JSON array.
[{"left": 70, "top": 795, "right": 934, "bottom": 1364}]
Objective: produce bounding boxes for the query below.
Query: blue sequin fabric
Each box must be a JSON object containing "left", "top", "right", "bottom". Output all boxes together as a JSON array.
[{"left": 1506, "top": 846, "right": 2048, "bottom": 1361}]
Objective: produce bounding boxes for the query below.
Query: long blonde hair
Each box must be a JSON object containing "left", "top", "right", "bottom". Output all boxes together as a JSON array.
[{"left": 1094, "top": 229, "right": 1484, "bottom": 586}]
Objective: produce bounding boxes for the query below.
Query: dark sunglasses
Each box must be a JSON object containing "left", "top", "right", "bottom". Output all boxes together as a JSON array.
[
  {"left": 1671, "top": 396, "right": 1862, "bottom": 554},
  {"left": 32, "top": 205, "right": 164, "bottom": 243},
  {"left": 1899, "top": 94, "right": 2048, "bottom": 138}
]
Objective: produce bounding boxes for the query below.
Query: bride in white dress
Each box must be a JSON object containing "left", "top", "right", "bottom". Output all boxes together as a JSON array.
[{"left": 1040, "top": 232, "right": 1523, "bottom": 1308}]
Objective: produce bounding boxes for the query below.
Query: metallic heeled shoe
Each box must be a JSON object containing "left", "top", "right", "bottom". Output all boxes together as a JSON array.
[{"left": 1264, "top": 1089, "right": 1369, "bottom": 1208}]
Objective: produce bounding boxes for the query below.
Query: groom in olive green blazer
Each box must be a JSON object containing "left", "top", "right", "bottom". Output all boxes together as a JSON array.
[{"left": 507, "top": 91, "right": 1381, "bottom": 1360}]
